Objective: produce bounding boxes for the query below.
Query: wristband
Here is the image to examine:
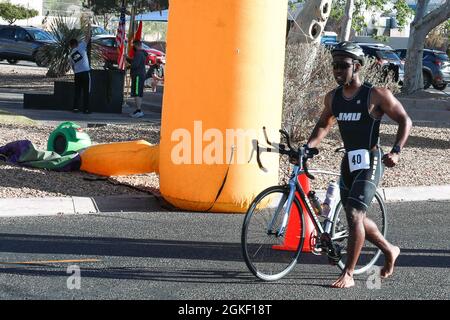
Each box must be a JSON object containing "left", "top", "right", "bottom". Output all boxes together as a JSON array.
[{"left": 391, "top": 145, "right": 401, "bottom": 154}]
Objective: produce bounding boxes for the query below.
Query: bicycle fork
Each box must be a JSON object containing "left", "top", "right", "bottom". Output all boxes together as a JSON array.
[{"left": 267, "top": 176, "right": 297, "bottom": 237}]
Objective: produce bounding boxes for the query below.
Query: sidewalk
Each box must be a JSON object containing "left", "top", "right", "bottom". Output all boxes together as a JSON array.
[
  {"left": 396, "top": 90, "right": 450, "bottom": 125},
  {"left": 0, "top": 195, "right": 162, "bottom": 218},
  {"left": 0, "top": 185, "right": 448, "bottom": 218},
  {"left": 0, "top": 90, "right": 162, "bottom": 127}
]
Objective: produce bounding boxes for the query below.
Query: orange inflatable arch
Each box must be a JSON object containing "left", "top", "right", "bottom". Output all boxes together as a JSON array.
[
  {"left": 159, "top": 0, "right": 288, "bottom": 212},
  {"left": 80, "top": 0, "right": 288, "bottom": 213}
]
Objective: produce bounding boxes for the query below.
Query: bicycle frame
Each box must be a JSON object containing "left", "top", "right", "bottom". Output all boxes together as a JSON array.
[
  {"left": 256, "top": 128, "right": 347, "bottom": 244},
  {"left": 273, "top": 164, "right": 348, "bottom": 244}
]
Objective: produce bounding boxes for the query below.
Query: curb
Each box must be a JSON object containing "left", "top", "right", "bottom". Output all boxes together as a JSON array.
[
  {"left": 380, "top": 185, "right": 450, "bottom": 202},
  {"left": 0, "top": 195, "right": 158, "bottom": 218},
  {"left": 0, "top": 186, "right": 448, "bottom": 218},
  {"left": 0, "top": 197, "right": 96, "bottom": 217}
]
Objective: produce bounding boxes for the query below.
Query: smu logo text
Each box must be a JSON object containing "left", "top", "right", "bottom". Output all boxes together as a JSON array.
[{"left": 337, "top": 113, "right": 362, "bottom": 121}]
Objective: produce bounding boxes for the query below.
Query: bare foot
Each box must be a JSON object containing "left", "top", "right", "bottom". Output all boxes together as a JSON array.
[
  {"left": 331, "top": 271, "right": 355, "bottom": 288},
  {"left": 381, "top": 246, "right": 400, "bottom": 278}
]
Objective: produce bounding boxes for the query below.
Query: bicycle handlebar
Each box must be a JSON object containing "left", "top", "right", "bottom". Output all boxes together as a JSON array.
[{"left": 257, "top": 127, "right": 319, "bottom": 180}]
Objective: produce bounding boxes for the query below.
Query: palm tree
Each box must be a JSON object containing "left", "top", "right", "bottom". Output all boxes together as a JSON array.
[{"left": 36, "top": 16, "right": 92, "bottom": 78}]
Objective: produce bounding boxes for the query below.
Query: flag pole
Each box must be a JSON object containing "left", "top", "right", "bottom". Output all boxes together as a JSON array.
[
  {"left": 124, "top": 2, "right": 139, "bottom": 108},
  {"left": 119, "top": 0, "right": 129, "bottom": 108}
]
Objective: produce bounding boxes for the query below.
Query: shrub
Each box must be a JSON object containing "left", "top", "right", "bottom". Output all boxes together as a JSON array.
[{"left": 36, "top": 16, "right": 104, "bottom": 78}]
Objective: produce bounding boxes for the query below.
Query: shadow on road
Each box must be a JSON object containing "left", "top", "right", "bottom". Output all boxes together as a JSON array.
[{"left": 0, "top": 233, "right": 448, "bottom": 283}]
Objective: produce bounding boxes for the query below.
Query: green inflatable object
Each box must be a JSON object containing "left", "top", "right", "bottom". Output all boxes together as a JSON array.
[{"left": 47, "top": 121, "right": 92, "bottom": 156}]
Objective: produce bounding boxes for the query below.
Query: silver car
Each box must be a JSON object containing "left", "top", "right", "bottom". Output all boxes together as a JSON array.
[{"left": 0, "top": 25, "right": 55, "bottom": 66}]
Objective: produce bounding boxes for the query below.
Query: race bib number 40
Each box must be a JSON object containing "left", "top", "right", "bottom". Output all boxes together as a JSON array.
[{"left": 348, "top": 149, "right": 370, "bottom": 172}]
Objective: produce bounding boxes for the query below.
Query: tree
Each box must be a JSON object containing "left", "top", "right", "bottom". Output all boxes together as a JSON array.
[
  {"left": 340, "top": 0, "right": 355, "bottom": 41},
  {"left": 0, "top": 2, "right": 39, "bottom": 25},
  {"left": 83, "top": 0, "right": 120, "bottom": 29},
  {"left": 83, "top": 0, "right": 168, "bottom": 29},
  {"left": 425, "top": 21, "right": 449, "bottom": 52},
  {"left": 403, "top": 0, "right": 450, "bottom": 94},
  {"left": 83, "top": 0, "right": 168, "bottom": 14},
  {"left": 333, "top": 0, "right": 414, "bottom": 41},
  {"left": 288, "top": 0, "right": 333, "bottom": 44}
]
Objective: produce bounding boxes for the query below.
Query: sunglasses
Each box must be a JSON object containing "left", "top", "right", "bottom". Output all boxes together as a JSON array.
[{"left": 332, "top": 62, "right": 354, "bottom": 70}]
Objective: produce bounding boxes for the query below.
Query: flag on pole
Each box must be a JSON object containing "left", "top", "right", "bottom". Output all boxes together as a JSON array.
[
  {"left": 127, "top": 6, "right": 136, "bottom": 60},
  {"left": 116, "top": 0, "right": 127, "bottom": 70},
  {"left": 128, "top": 21, "right": 143, "bottom": 59}
]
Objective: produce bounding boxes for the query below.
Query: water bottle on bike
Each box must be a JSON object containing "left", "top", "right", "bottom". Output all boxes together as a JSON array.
[
  {"left": 321, "top": 181, "right": 340, "bottom": 233},
  {"left": 307, "top": 191, "right": 323, "bottom": 216}
]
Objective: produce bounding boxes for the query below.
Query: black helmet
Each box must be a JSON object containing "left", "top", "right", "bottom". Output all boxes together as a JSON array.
[{"left": 332, "top": 41, "right": 365, "bottom": 66}]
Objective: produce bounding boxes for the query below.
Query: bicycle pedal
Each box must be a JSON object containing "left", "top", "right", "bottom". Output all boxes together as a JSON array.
[{"left": 312, "top": 247, "right": 323, "bottom": 255}]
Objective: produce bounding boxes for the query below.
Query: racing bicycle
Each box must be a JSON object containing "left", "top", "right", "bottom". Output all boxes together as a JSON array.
[{"left": 241, "top": 128, "right": 387, "bottom": 281}]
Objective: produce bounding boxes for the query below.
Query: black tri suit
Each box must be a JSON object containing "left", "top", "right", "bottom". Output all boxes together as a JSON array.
[{"left": 331, "top": 82, "right": 384, "bottom": 211}]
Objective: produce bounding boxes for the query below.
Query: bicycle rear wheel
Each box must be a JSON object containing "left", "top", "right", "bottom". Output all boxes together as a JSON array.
[
  {"left": 241, "top": 186, "right": 305, "bottom": 281},
  {"left": 331, "top": 192, "right": 387, "bottom": 275}
]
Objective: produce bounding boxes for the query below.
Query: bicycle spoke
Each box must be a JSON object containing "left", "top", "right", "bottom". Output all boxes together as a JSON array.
[{"left": 242, "top": 187, "right": 304, "bottom": 281}]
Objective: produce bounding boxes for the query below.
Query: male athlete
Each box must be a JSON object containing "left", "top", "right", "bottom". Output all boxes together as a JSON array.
[{"left": 305, "top": 42, "right": 412, "bottom": 288}]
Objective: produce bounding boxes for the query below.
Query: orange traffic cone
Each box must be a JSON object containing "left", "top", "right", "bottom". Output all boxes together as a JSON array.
[{"left": 272, "top": 174, "right": 317, "bottom": 252}]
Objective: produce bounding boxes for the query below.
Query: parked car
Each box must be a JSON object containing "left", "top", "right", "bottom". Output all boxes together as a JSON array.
[
  {"left": 0, "top": 25, "right": 55, "bottom": 66},
  {"left": 143, "top": 40, "right": 166, "bottom": 53},
  {"left": 357, "top": 43, "right": 404, "bottom": 84},
  {"left": 394, "top": 48, "right": 450, "bottom": 90},
  {"left": 322, "top": 40, "right": 338, "bottom": 50},
  {"left": 355, "top": 42, "right": 394, "bottom": 50},
  {"left": 91, "top": 24, "right": 111, "bottom": 37},
  {"left": 92, "top": 35, "right": 165, "bottom": 69}
]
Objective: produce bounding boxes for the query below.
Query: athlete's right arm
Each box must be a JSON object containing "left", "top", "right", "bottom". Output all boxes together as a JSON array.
[{"left": 306, "top": 90, "right": 336, "bottom": 148}]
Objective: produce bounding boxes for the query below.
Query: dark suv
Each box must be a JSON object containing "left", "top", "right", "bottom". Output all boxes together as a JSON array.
[
  {"left": 394, "top": 48, "right": 450, "bottom": 90},
  {"left": 0, "top": 25, "right": 55, "bottom": 66},
  {"left": 357, "top": 43, "right": 404, "bottom": 83}
]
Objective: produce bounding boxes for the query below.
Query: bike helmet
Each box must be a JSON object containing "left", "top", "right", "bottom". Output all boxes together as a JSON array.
[{"left": 332, "top": 41, "right": 365, "bottom": 66}]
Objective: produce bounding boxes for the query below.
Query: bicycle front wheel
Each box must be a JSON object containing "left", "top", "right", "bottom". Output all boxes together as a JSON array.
[
  {"left": 331, "top": 192, "right": 387, "bottom": 275},
  {"left": 241, "top": 186, "right": 305, "bottom": 281}
]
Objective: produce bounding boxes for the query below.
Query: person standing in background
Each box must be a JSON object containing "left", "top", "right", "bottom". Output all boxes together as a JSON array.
[
  {"left": 126, "top": 40, "right": 148, "bottom": 118},
  {"left": 69, "top": 23, "right": 92, "bottom": 114}
]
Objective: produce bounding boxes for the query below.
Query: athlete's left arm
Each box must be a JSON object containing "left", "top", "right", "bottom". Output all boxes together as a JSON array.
[{"left": 373, "top": 87, "right": 413, "bottom": 167}]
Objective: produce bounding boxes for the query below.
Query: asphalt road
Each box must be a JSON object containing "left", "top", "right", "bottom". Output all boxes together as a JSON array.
[{"left": 0, "top": 200, "right": 448, "bottom": 301}]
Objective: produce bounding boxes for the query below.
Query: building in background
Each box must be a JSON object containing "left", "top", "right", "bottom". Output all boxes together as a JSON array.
[{"left": 0, "top": 0, "right": 84, "bottom": 28}]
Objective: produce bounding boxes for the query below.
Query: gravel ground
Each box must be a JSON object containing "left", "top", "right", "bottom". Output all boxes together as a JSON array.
[
  {"left": 0, "top": 122, "right": 161, "bottom": 198},
  {"left": 0, "top": 62, "right": 449, "bottom": 199},
  {"left": 280, "top": 122, "right": 450, "bottom": 190},
  {"left": 0, "top": 63, "right": 73, "bottom": 93},
  {"left": 0, "top": 121, "right": 448, "bottom": 199}
]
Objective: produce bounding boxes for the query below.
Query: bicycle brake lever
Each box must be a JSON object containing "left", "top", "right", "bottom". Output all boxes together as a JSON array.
[
  {"left": 256, "top": 141, "right": 268, "bottom": 173},
  {"left": 308, "top": 147, "right": 319, "bottom": 157},
  {"left": 262, "top": 127, "right": 272, "bottom": 145},
  {"left": 279, "top": 129, "right": 293, "bottom": 150}
]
